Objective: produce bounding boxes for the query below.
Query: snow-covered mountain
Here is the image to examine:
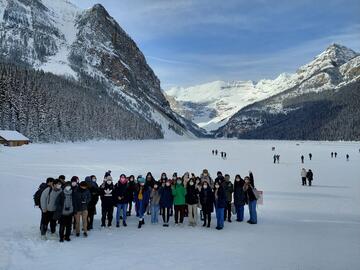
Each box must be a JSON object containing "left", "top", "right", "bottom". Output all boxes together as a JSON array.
[
  {"left": 215, "top": 44, "right": 360, "bottom": 140},
  {"left": 166, "top": 44, "right": 360, "bottom": 135},
  {"left": 0, "top": 0, "right": 205, "bottom": 141}
]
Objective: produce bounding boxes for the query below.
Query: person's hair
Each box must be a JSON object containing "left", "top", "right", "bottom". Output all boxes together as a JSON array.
[
  {"left": 58, "top": 175, "right": 65, "bottom": 180},
  {"left": 46, "top": 177, "right": 55, "bottom": 184}
]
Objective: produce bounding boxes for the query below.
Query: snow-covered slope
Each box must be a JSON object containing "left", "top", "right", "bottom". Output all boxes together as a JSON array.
[
  {"left": 166, "top": 44, "right": 359, "bottom": 133},
  {"left": 0, "top": 0, "right": 205, "bottom": 140}
]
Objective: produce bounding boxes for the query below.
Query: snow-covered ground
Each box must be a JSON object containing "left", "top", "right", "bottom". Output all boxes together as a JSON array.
[{"left": 0, "top": 139, "right": 359, "bottom": 270}]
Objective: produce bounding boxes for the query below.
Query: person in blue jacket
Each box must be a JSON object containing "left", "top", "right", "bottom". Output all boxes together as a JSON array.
[
  {"left": 213, "top": 182, "right": 226, "bottom": 230},
  {"left": 134, "top": 176, "right": 150, "bottom": 229},
  {"left": 159, "top": 179, "right": 173, "bottom": 227}
]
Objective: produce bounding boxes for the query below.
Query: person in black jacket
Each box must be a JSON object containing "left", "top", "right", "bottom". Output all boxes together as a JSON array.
[
  {"left": 199, "top": 182, "right": 214, "bottom": 228},
  {"left": 214, "top": 182, "right": 226, "bottom": 230},
  {"left": 114, "top": 174, "right": 131, "bottom": 227},
  {"left": 306, "top": 169, "right": 314, "bottom": 186},
  {"left": 243, "top": 176, "right": 257, "bottom": 224},
  {"left": 99, "top": 176, "right": 115, "bottom": 227},
  {"left": 186, "top": 178, "right": 199, "bottom": 226},
  {"left": 159, "top": 179, "right": 173, "bottom": 227},
  {"left": 145, "top": 172, "right": 156, "bottom": 215},
  {"left": 85, "top": 175, "right": 99, "bottom": 230},
  {"left": 233, "top": 175, "right": 246, "bottom": 222},
  {"left": 126, "top": 175, "right": 136, "bottom": 216},
  {"left": 73, "top": 181, "right": 91, "bottom": 237},
  {"left": 214, "top": 171, "right": 224, "bottom": 184},
  {"left": 54, "top": 182, "right": 74, "bottom": 242}
]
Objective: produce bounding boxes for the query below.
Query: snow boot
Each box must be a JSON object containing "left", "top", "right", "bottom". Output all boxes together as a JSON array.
[{"left": 138, "top": 221, "right": 142, "bottom": 229}]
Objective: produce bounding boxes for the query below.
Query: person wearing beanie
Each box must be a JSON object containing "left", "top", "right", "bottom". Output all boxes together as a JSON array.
[
  {"left": 54, "top": 181, "right": 74, "bottom": 242},
  {"left": 99, "top": 176, "right": 115, "bottom": 227},
  {"left": 73, "top": 181, "right": 91, "bottom": 237},
  {"left": 150, "top": 181, "right": 161, "bottom": 224},
  {"left": 40, "top": 179, "right": 63, "bottom": 237},
  {"left": 222, "top": 174, "right": 234, "bottom": 222},
  {"left": 159, "top": 179, "right": 173, "bottom": 227},
  {"left": 172, "top": 177, "right": 187, "bottom": 225},
  {"left": 114, "top": 174, "right": 131, "bottom": 227},
  {"left": 134, "top": 176, "right": 150, "bottom": 228}
]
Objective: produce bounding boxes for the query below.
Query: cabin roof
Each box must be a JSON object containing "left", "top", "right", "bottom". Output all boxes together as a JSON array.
[{"left": 0, "top": 130, "right": 30, "bottom": 141}]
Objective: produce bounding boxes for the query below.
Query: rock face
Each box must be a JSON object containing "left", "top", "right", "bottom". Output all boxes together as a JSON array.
[
  {"left": 0, "top": 0, "right": 205, "bottom": 141},
  {"left": 214, "top": 44, "right": 360, "bottom": 140}
]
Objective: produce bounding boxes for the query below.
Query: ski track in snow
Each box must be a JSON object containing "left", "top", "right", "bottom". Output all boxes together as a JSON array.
[{"left": 0, "top": 139, "right": 359, "bottom": 270}]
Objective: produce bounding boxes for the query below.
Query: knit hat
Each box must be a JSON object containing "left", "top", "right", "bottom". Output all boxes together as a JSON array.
[
  {"left": 203, "top": 169, "right": 209, "bottom": 174},
  {"left": 106, "top": 176, "right": 113, "bottom": 181},
  {"left": 137, "top": 176, "right": 145, "bottom": 184},
  {"left": 79, "top": 181, "right": 88, "bottom": 188}
]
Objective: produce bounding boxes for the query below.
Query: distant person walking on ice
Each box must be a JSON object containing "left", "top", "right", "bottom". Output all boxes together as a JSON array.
[
  {"left": 277, "top": 155, "right": 280, "bottom": 163},
  {"left": 331, "top": 152, "right": 334, "bottom": 158},
  {"left": 215, "top": 150, "right": 218, "bottom": 156},
  {"left": 309, "top": 153, "right": 312, "bottom": 160},
  {"left": 334, "top": 152, "right": 338, "bottom": 158},
  {"left": 306, "top": 169, "right": 313, "bottom": 186},
  {"left": 273, "top": 155, "right": 276, "bottom": 164},
  {"left": 301, "top": 168, "right": 307, "bottom": 186},
  {"left": 301, "top": 155, "right": 304, "bottom": 164},
  {"left": 346, "top": 154, "right": 349, "bottom": 161},
  {"left": 212, "top": 150, "right": 215, "bottom": 155}
]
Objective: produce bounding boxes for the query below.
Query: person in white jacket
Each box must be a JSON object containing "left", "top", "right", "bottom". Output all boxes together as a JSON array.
[{"left": 301, "top": 168, "right": 307, "bottom": 186}]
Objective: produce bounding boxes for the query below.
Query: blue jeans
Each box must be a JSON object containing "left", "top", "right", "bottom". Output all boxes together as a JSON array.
[
  {"left": 215, "top": 207, "right": 224, "bottom": 228},
  {"left": 248, "top": 200, "right": 257, "bottom": 223},
  {"left": 151, "top": 204, "right": 160, "bottom": 223},
  {"left": 137, "top": 200, "right": 146, "bottom": 220},
  {"left": 236, "top": 205, "right": 244, "bottom": 221},
  {"left": 116, "top": 203, "right": 128, "bottom": 223}
]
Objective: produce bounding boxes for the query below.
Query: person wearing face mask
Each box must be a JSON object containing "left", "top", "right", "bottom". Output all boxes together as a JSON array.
[
  {"left": 243, "top": 176, "right": 257, "bottom": 224},
  {"left": 114, "top": 174, "right": 131, "bottom": 227},
  {"left": 134, "top": 176, "right": 150, "bottom": 228},
  {"left": 159, "top": 179, "right": 173, "bottom": 227},
  {"left": 85, "top": 175, "right": 99, "bottom": 231},
  {"left": 150, "top": 182, "right": 161, "bottom": 224},
  {"left": 99, "top": 176, "right": 115, "bottom": 227},
  {"left": 172, "top": 177, "right": 187, "bottom": 225},
  {"left": 73, "top": 181, "right": 91, "bottom": 237},
  {"left": 54, "top": 181, "right": 74, "bottom": 242},
  {"left": 186, "top": 178, "right": 199, "bottom": 226},
  {"left": 233, "top": 175, "right": 246, "bottom": 222},
  {"left": 40, "top": 179, "right": 63, "bottom": 237},
  {"left": 214, "top": 182, "right": 226, "bottom": 230},
  {"left": 201, "top": 169, "right": 213, "bottom": 188},
  {"left": 126, "top": 175, "right": 136, "bottom": 216},
  {"left": 199, "top": 182, "right": 214, "bottom": 228},
  {"left": 222, "top": 174, "right": 234, "bottom": 222}
]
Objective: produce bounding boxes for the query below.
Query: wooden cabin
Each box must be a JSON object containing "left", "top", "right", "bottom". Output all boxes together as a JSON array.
[{"left": 0, "top": 130, "right": 30, "bottom": 147}]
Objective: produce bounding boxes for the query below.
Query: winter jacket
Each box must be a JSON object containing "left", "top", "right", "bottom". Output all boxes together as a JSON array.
[
  {"left": 306, "top": 171, "right": 313, "bottom": 181},
  {"left": 159, "top": 186, "right": 173, "bottom": 208},
  {"left": 40, "top": 187, "right": 62, "bottom": 212},
  {"left": 54, "top": 188, "right": 74, "bottom": 219},
  {"left": 243, "top": 184, "right": 257, "bottom": 202},
  {"left": 222, "top": 180, "right": 233, "bottom": 202},
  {"left": 99, "top": 182, "right": 115, "bottom": 207},
  {"left": 113, "top": 182, "right": 132, "bottom": 204},
  {"left": 150, "top": 189, "right": 161, "bottom": 205},
  {"left": 301, "top": 169, "right": 307, "bottom": 178},
  {"left": 73, "top": 188, "right": 91, "bottom": 212},
  {"left": 172, "top": 184, "right": 187, "bottom": 205},
  {"left": 127, "top": 181, "right": 136, "bottom": 202},
  {"left": 215, "top": 175, "right": 224, "bottom": 184},
  {"left": 85, "top": 178, "right": 99, "bottom": 209},
  {"left": 185, "top": 185, "right": 199, "bottom": 205},
  {"left": 233, "top": 180, "right": 246, "bottom": 206},
  {"left": 134, "top": 186, "right": 150, "bottom": 205},
  {"left": 214, "top": 186, "right": 227, "bottom": 209},
  {"left": 199, "top": 187, "right": 214, "bottom": 213}
]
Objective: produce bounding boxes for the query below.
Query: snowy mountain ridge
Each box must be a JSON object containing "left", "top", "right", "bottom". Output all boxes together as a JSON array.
[
  {"left": 0, "top": 0, "right": 206, "bottom": 140},
  {"left": 166, "top": 44, "right": 359, "bottom": 132}
]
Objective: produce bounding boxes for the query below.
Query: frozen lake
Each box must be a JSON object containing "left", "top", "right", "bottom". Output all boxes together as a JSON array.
[{"left": 0, "top": 139, "right": 359, "bottom": 270}]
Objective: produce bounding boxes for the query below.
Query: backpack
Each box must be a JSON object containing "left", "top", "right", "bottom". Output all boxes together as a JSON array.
[{"left": 33, "top": 183, "right": 48, "bottom": 207}]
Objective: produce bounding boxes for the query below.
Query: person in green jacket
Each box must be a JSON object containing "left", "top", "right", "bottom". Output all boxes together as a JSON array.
[
  {"left": 222, "top": 174, "right": 234, "bottom": 222},
  {"left": 172, "top": 177, "right": 187, "bottom": 225}
]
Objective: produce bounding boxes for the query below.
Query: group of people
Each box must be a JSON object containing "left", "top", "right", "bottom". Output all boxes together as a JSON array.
[
  {"left": 212, "top": 149, "right": 227, "bottom": 159},
  {"left": 34, "top": 170, "right": 259, "bottom": 243},
  {"left": 301, "top": 153, "right": 312, "bottom": 163},
  {"left": 330, "top": 152, "right": 350, "bottom": 161},
  {"left": 300, "top": 168, "right": 314, "bottom": 186}
]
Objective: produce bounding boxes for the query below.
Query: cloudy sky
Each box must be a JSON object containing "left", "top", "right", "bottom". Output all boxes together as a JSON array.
[{"left": 70, "top": 0, "right": 360, "bottom": 89}]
